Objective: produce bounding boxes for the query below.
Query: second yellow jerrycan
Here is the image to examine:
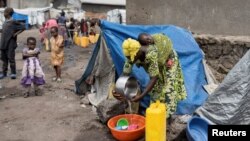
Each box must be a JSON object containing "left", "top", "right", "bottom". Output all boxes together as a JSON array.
[
  {"left": 88, "top": 35, "right": 96, "bottom": 44},
  {"left": 73, "top": 32, "right": 80, "bottom": 46},
  {"left": 95, "top": 34, "right": 100, "bottom": 42},
  {"left": 80, "top": 36, "right": 89, "bottom": 48},
  {"left": 146, "top": 100, "right": 167, "bottom": 141}
]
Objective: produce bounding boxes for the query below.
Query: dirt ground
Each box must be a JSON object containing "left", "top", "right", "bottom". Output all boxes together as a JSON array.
[
  {"left": 0, "top": 29, "right": 187, "bottom": 141},
  {"left": 0, "top": 29, "right": 116, "bottom": 141}
]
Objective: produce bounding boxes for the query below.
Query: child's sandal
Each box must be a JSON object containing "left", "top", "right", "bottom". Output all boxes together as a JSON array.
[
  {"left": 57, "top": 78, "right": 62, "bottom": 83},
  {"left": 35, "top": 89, "right": 40, "bottom": 96},
  {"left": 52, "top": 77, "right": 57, "bottom": 81},
  {"left": 24, "top": 92, "right": 29, "bottom": 98}
]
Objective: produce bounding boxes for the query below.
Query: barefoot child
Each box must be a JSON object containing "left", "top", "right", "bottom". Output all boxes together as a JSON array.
[
  {"left": 21, "top": 37, "right": 45, "bottom": 98},
  {"left": 50, "top": 26, "right": 64, "bottom": 82}
]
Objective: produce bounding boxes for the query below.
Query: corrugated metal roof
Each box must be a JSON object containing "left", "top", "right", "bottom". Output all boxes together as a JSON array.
[{"left": 80, "top": 0, "right": 126, "bottom": 6}]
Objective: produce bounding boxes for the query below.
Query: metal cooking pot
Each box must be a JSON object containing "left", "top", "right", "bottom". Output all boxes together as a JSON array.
[{"left": 115, "top": 76, "right": 140, "bottom": 99}]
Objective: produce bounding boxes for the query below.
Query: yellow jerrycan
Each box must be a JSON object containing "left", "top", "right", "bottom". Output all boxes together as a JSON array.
[
  {"left": 73, "top": 32, "right": 80, "bottom": 46},
  {"left": 89, "top": 34, "right": 100, "bottom": 44},
  {"left": 146, "top": 100, "right": 166, "bottom": 141},
  {"left": 80, "top": 36, "right": 89, "bottom": 48},
  {"left": 95, "top": 34, "right": 100, "bottom": 43},
  {"left": 73, "top": 32, "right": 77, "bottom": 45},
  {"left": 88, "top": 35, "right": 96, "bottom": 44}
]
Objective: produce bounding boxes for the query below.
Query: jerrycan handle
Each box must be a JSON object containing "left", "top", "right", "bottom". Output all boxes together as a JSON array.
[
  {"left": 151, "top": 100, "right": 161, "bottom": 108},
  {"left": 156, "top": 100, "right": 160, "bottom": 106}
]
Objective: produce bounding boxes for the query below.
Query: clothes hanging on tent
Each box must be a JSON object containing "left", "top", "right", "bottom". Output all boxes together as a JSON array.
[{"left": 83, "top": 36, "right": 115, "bottom": 106}]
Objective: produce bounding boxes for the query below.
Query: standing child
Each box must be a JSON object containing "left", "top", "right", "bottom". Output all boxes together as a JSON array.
[
  {"left": 50, "top": 26, "right": 64, "bottom": 82},
  {"left": 0, "top": 7, "right": 25, "bottom": 79},
  {"left": 44, "top": 18, "right": 58, "bottom": 52},
  {"left": 21, "top": 37, "right": 45, "bottom": 98}
]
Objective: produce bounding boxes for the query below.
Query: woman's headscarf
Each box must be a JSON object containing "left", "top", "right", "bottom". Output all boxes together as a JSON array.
[{"left": 122, "top": 38, "right": 141, "bottom": 62}]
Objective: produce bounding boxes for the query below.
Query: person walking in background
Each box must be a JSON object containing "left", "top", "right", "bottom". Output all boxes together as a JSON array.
[
  {"left": 0, "top": 7, "right": 25, "bottom": 79},
  {"left": 57, "top": 10, "right": 68, "bottom": 47},
  {"left": 80, "top": 19, "right": 88, "bottom": 36},
  {"left": 89, "top": 18, "right": 101, "bottom": 36},
  {"left": 89, "top": 19, "right": 96, "bottom": 36},
  {"left": 57, "top": 10, "right": 66, "bottom": 25},
  {"left": 50, "top": 26, "right": 64, "bottom": 83},
  {"left": 21, "top": 37, "right": 45, "bottom": 98},
  {"left": 88, "top": 18, "right": 101, "bottom": 43},
  {"left": 74, "top": 20, "right": 81, "bottom": 35},
  {"left": 0, "top": 0, "right": 5, "bottom": 8},
  {"left": 86, "top": 18, "right": 91, "bottom": 35},
  {"left": 66, "top": 17, "right": 75, "bottom": 40}
]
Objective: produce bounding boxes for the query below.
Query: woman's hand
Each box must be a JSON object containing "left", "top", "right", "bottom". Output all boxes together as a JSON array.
[
  {"left": 130, "top": 95, "right": 142, "bottom": 102},
  {"left": 112, "top": 90, "right": 126, "bottom": 101},
  {"left": 130, "top": 76, "right": 158, "bottom": 103}
]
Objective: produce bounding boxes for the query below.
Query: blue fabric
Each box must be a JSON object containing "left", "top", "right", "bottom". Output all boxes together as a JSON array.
[
  {"left": 100, "top": 20, "right": 208, "bottom": 115},
  {"left": 75, "top": 36, "right": 101, "bottom": 94},
  {"left": 12, "top": 12, "right": 29, "bottom": 29}
]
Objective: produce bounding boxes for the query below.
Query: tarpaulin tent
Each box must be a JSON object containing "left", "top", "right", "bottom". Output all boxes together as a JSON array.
[
  {"left": 75, "top": 20, "right": 208, "bottom": 115},
  {"left": 196, "top": 49, "right": 250, "bottom": 124},
  {"left": 12, "top": 12, "right": 29, "bottom": 29}
]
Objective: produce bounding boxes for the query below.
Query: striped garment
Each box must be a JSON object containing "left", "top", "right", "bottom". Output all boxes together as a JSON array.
[{"left": 21, "top": 48, "right": 45, "bottom": 87}]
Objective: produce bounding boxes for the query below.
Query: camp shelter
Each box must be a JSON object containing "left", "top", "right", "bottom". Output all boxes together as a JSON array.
[
  {"left": 75, "top": 20, "right": 208, "bottom": 115},
  {"left": 0, "top": 7, "right": 50, "bottom": 29},
  {"left": 196, "top": 48, "right": 250, "bottom": 124}
]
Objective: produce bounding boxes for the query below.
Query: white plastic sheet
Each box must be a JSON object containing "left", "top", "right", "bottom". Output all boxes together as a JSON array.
[
  {"left": 0, "top": 7, "right": 50, "bottom": 27},
  {"left": 107, "top": 9, "right": 126, "bottom": 25},
  {"left": 196, "top": 50, "right": 250, "bottom": 124}
]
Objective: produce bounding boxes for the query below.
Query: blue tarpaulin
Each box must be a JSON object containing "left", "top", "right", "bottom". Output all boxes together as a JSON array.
[
  {"left": 12, "top": 12, "right": 29, "bottom": 29},
  {"left": 76, "top": 20, "right": 208, "bottom": 115}
]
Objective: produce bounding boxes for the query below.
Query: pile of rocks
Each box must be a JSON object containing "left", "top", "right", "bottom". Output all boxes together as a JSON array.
[{"left": 194, "top": 34, "right": 250, "bottom": 82}]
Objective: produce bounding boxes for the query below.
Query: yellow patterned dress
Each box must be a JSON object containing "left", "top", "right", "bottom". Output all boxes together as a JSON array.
[
  {"left": 50, "top": 35, "right": 64, "bottom": 66},
  {"left": 123, "top": 33, "right": 187, "bottom": 117}
]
